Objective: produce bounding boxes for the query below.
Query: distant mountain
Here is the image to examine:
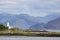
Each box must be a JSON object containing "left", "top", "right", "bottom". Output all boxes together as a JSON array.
[
  {"left": 29, "top": 14, "right": 60, "bottom": 30},
  {"left": 0, "top": 14, "right": 43, "bottom": 29},
  {"left": 30, "top": 17, "right": 60, "bottom": 30},
  {"left": 15, "top": 14, "right": 45, "bottom": 26},
  {"left": 45, "top": 17, "right": 60, "bottom": 30},
  {"left": 37, "top": 14, "right": 60, "bottom": 23},
  {"left": 0, "top": 13, "right": 60, "bottom": 29},
  {"left": 30, "top": 23, "right": 45, "bottom": 30}
]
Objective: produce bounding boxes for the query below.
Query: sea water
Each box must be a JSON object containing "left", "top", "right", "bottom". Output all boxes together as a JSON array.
[{"left": 0, "top": 36, "right": 60, "bottom": 40}]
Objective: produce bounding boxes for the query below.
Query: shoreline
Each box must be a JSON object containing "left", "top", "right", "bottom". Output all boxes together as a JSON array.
[{"left": 0, "top": 33, "right": 60, "bottom": 37}]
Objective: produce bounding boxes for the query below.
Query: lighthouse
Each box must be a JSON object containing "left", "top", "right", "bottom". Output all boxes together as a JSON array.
[{"left": 7, "top": 22, "right": 13, "bottom": 29}]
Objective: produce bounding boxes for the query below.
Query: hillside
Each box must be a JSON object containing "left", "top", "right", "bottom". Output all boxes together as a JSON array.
[
  {"left": 45, "top": 17, "right": 60, "bottom": 30},
  {"left": 0, "top": 14, "right": 60, "bottom": 29},
  {"left": 0, "top": 14, "right": 42, "bottom": 29},
  {"left": 30, "top": 23, "right": 45, "bottom": 30}
]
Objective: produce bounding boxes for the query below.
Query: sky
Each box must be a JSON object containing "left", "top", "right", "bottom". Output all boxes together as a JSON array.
[{"left": 0, "top": 0, "right": 60, "bottom": 17}]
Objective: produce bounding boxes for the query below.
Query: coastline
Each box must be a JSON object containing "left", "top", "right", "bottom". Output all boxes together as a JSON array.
[
  {"left": 0, "top": 33, "right": 60, "bottom": 37},
  {"left": 0, "top": 29, "right": 60, "bottom": 37}
]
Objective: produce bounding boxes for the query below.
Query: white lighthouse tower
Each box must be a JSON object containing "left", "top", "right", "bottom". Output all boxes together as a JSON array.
[{"left": 7, "top": 22, "right": 13, "bottom": 29}]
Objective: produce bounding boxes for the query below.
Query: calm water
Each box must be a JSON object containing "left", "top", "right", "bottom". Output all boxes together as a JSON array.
[{"left": 0, "top": 36, "right": 60, "bottom": 40}]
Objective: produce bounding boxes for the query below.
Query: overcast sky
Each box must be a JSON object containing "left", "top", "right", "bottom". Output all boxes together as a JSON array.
[{"left": 0, "top": 0, "right": 60, "bottom": 17}]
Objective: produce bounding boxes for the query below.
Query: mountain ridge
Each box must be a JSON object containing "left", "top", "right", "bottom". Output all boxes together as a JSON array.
[{"left": 0, "top": 13, "right": 60, "bottom": 29}]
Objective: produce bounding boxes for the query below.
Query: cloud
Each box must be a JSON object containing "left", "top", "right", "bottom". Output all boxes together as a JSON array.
[
  {"left": 0, "top": 0, "right": 60, "bottom": 17},
  {"left": 51, "top": 9, "right": 60, "bottom": 13}
]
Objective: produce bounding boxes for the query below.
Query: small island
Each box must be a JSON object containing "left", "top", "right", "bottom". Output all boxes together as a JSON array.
[{"left": 0, "top": 22, "right": 60, "bottom": 37}]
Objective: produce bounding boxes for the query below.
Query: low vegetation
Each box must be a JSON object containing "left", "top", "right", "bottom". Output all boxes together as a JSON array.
[
  {"left": 0, "top": 24, "right": 7, "bottom": 31},
  {"left": 0, "top": 24, "right": 60, "bottom": 37}
]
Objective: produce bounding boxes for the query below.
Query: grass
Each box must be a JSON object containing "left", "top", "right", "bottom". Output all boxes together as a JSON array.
[{"left": 0, "top": 28, "right": 60, "bottom": 36}]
